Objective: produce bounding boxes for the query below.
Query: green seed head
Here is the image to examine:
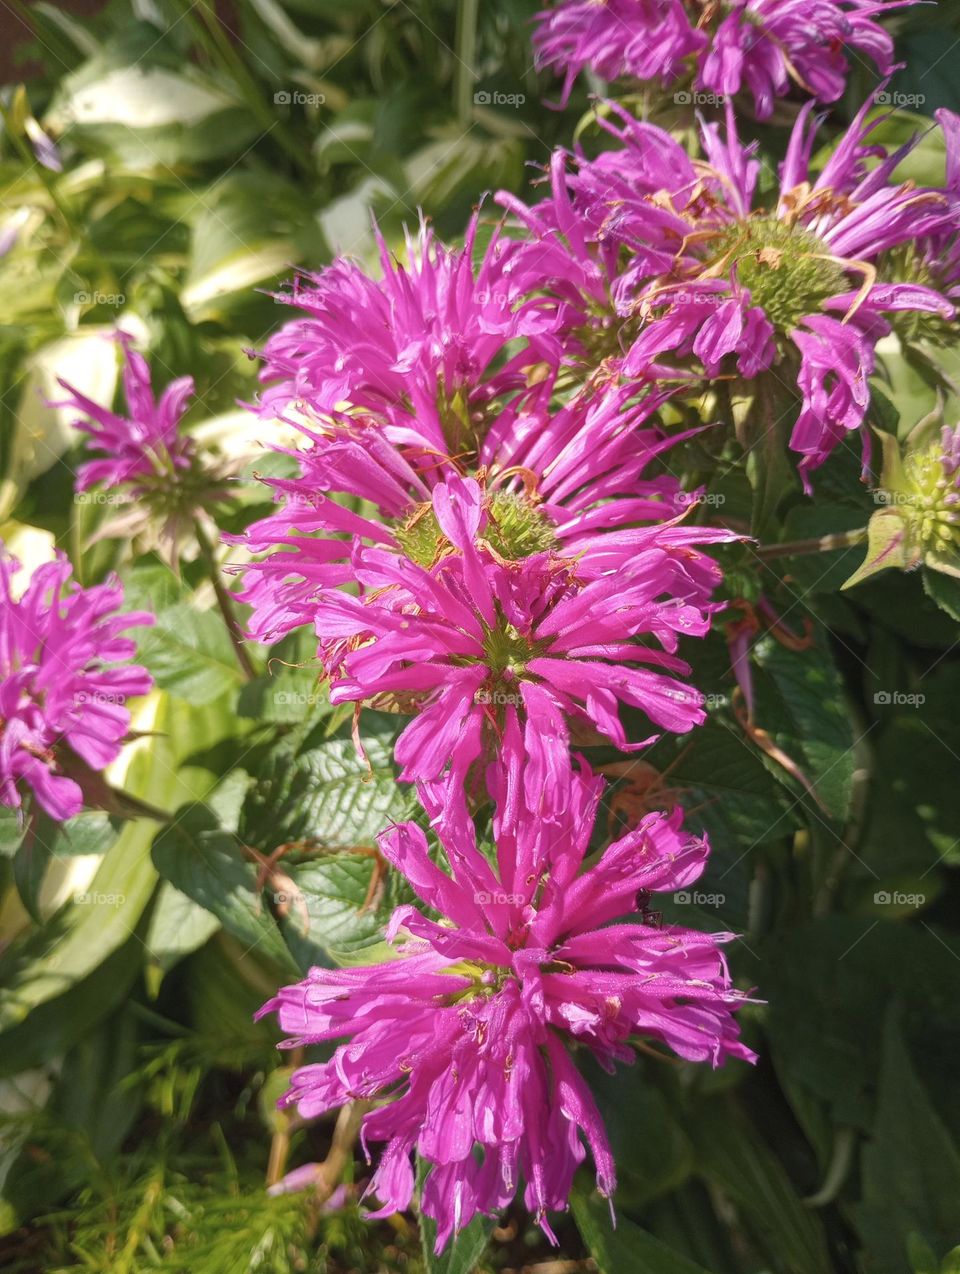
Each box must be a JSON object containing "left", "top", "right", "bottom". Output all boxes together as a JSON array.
[
  {"left": 393, "top": 489, "right": 555, "bottom": 568},
  {"left": 709, "top": 216, "right": 845, "bottom": 333}
]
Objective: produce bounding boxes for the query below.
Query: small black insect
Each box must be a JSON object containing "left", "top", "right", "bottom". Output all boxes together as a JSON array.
[{"left": 636, "top": 888, "right": 663, "bottom": 929}]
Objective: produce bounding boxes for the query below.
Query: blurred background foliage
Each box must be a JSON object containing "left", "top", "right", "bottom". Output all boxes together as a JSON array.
[{"left": 1, "top": 1, "right": 960, "bottom": 1272}]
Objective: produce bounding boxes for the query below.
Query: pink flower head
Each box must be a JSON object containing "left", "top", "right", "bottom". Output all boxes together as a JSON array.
[
  {"left": 258, "top": 763, "right": 754, "bottom": 1249},
  {"left": 533, "top": 0, "right": 705, "bottom": 108},
  {"left": 56, "top": 331, "right": 196, "bottom": 495},
  {"left": 257, "top": 212, "right": 564, "bottom": 456},
  {"left": 527, "top": 98, "right": 956, "bottom": 486},
  {"left": 0, "top": 549, "right": 153, "bottom": 821},
  {"left": 307, "top": 473, "right": 732, "bottom": 807},
  {"left": 235, "top": 382, "right": 722, "bottom": 644},
  {"left": 533, "top": 0, "right": 915, "bottom": 118}
]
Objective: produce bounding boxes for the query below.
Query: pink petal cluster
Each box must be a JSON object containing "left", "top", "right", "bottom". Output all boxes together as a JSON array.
[
  {"left": 0, "top": 549, "right": 153, "bottom": 820},
  {"left": 533, "top": 0, "right": 914, "bottom": 118},
  {"left": 258, "top": 213, "right": 563, "bottom": 452},
  {"left": 499, "top": 99, "right": 958, "bottom": 484},
  {"left": 291, "top": 473, "right": 732, "bottom": 806},
  {"left": 56, "top": 331, "right": 196, "bottom": 495},
  {"left": 259, "top": 763, "right": 754, "bottom": 1248},
  {"left": 235, "top": 382, "right": 719, "bottom": 645}
]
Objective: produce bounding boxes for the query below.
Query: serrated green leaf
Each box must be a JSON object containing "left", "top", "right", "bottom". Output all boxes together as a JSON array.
[
  {"left": 751, "top": 629, "right": 857, "bottom": 821},
  {"left": 240, "top": 717, "right": 411, "bottom": 852},
  {"left": 924, "top": 568, "right": 960, "bottom": 620},
  {"left": 280, "top": 852, "right": 392, "bottom": 968},
  {"left": 52, "top": 811, "right": 116, "bottom": 858}
]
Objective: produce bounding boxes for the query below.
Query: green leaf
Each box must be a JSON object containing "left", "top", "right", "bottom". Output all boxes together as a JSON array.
[
  {"left": 776, "top": 503, "right": 874, "bottom": 597},
  {"left": 144, "top": 880, "right": 221, "bottom": 988},
  {"left": 419, "top": 1213, "right": 493, "bottom": 1274},
  {"left": 751, "top": 629, "right": 857, "bottom": 822},
  {"left": 763, "top": 920, "right": 960, "bottom": 1133},
  {"left": 940, "top": 1246, "right": 960, "bottom": 1274},
  {"left": 0, "top": 829, "right": 157, "bottom": 1044},
  {"left": 0, "top": 690, "right": 235, "bottom": 1070},
  {"left": 52, "top": 811, "right": 116, "bottom": 857},
  {"left": 908, "top": 1232, "right": 939, "bottom": 1274},
  {"left": 691, "top": 1100, "right": 832, "bottom": 1274},
  {"left": 240, "top": 715, "right": 412, "bottom": 852},
  {"left": 136, "top": 603, "right": 245, "bottom": 704},
  {"left": 278, "top": 850, "right": 396, "bottom": 968},
  {"left": 571, "top": 1188, "right": 710, "bottom": 1274},
  {"left": 923, "top": 569, "right": 960, "bottom": 621},
  {"left": 151, "top": 803, "right": 295, "bottom": 974},
  {"left": 582, "top": 1056, "right": 694, "bottom": 1209},
  {"left": 0, "top": 807, "right": 26, "bottom": 859},
  {"left": 853, "top": 1008, "right": 960, "bottom": 1274}
]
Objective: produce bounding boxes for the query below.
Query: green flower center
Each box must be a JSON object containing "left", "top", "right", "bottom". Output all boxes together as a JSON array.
[
  {"left": 393, "top": 489, "right": 555, "bottom": 567},
  {"left": 481, "top": 621, "right": 539, "bottom": 678},
  {"left": 708, "top": 217, "right": 845, "bottom": 334}
]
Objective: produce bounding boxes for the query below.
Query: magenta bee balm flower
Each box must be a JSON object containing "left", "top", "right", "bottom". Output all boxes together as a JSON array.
[
  {"left": 510, "top": 98, "right": 957, "bottom": 484},
  {"left": 257, "top": 213, "right": 564, "bottom": 455},
  {"left": 58, "top": 330, "right": 196, "bottom": 496},
  {"left": 534, "top": 0, "right": 914, "bottom": 118},
  {"left": 235, "top": 383, "right": 727, "bottom": 644},
  {"left": 56, "top": 332, "right": 238, "bottom": 563},
  {"left": 259, "top": 763, "right": 754, "bottom": 1249},
  {"left": 0, "top": 550, "right": 153, "bottom": 821},
  {"left": 304, "top": 474, "right": 731, "bottom": 803}
]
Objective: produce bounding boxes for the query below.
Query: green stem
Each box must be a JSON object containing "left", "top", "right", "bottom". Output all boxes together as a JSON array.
[
  {"left": 194, "top": 521, "right": 256, "bottom": 681},
  {"left": 756, "top": 527, "right": 868, "bottom": 561}
]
